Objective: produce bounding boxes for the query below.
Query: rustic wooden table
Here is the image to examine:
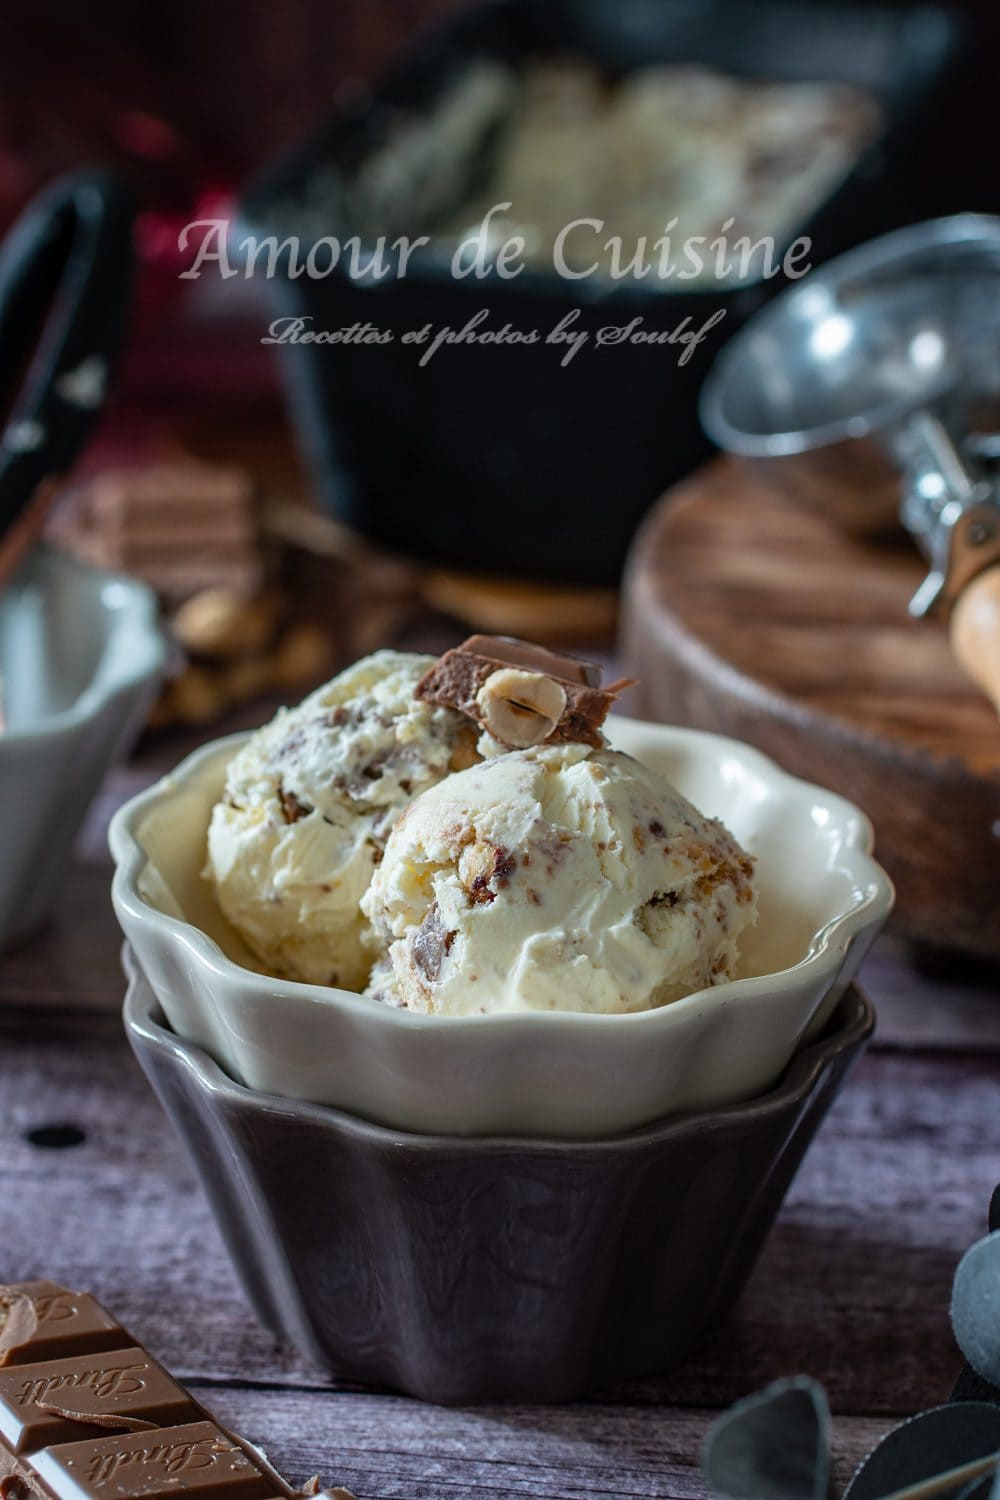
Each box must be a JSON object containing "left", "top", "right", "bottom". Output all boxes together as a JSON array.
[{"left": 2, "top": 731, "right": 1000, "bottom": 1500}]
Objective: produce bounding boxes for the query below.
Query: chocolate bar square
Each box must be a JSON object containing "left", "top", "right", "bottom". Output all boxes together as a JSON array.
[
  {"left": 0, "top": 1351, "right": 199, "bottom": 1454},
  {"left": 32, "top": 1422, "right": 276, "bottom": 1500}
]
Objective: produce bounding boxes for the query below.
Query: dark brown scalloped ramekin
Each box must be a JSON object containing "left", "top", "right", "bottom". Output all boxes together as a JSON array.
[{"left": 124, "top": 954, "right": 873, "bottom": 1404}]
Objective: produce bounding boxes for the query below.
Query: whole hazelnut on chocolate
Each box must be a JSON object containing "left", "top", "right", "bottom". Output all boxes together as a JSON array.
[{"left": 475, "top": 668, "right": 568, "bottom": 748}]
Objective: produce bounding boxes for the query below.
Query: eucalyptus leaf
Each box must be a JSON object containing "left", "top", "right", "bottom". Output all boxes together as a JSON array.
[
  {"left": 844, "top": 1403, "right": 1000, "bottom": 1500},
  {"left": 702, "top": 1376, "right": 830, "bottom": 1500},
  {"left": 952, "top": 1234, "right": 1000, "bottom": 1387}
]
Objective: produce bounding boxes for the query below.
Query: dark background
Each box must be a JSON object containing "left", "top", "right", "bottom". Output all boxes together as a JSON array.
[
  {"left": 1, "top": 0, "right": 995, "bottom": 230},
  {"left": 2, "top": 0, "right": 997, "bottom": 579},
  {"left": 0, "top": 0, "right": 465, "bottom": 225}
]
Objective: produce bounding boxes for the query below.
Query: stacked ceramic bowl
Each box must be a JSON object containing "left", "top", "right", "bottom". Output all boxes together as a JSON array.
[
  {"left": 1, "top": 546, "right": 164, "bottom": 952},
  {"left": 110, "top": 715, "right": 891, "bottom": 1402}
]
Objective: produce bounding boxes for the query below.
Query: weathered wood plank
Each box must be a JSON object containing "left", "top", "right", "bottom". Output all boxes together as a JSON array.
[
  {"left": 862, "top": 938, "right": 1000, "bottom": 1049},
  {"left": 191, "top": 1385, "right": 892, "bottom": 1500},
  {"left": 0, "top": 1005, "right": 994, "bottom": 1420},
  {"left": 0, "top": 864, "right": 125, "bottom": 1010}
]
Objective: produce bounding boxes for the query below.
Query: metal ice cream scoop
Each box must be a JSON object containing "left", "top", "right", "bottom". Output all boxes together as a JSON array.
[{"left": 700, "top": 215, "right": 1000, "bottom": 715}]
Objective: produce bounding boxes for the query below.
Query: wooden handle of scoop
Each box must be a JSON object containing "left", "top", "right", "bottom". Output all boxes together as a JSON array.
[{"left": 951, "top": 565, "right": 1000, "bottom": 716}]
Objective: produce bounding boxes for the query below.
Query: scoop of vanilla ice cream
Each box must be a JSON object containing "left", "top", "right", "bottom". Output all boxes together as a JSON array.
[
  {"left": 205, "top": 650, "right": 476, "bottom": 989},
  {"left": 361, "top": 742, "right": 757, "bottom": 1014}
]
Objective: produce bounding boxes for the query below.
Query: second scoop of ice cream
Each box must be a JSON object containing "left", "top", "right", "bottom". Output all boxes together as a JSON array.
[{"left": 362, "top": 741, "right": 757, "bottom": 1014}]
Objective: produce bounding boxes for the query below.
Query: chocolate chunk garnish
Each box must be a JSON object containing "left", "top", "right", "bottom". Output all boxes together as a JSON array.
[
  {"left": 416, "top": 634, "right": 632, "bottom": 750},
  {"left": 458, "top": 636, "right": 602, "bottom": 686},
  {"left": 647, "top": 890, "right": 680, "bottom": 909}
]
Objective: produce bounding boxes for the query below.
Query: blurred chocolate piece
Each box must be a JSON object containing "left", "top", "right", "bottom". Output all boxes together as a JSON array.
[
  {"left": 170, "top": 590, "right": 283, "bottom": 662},
  {"left": 416, "top": 634, "right": 626, "bottom": 748},
  {"left": 0, "top": 1281, "right": 354, "bottom": 1500},
  {"left": 149, "top": 610, "right": 335, "bottom": 730},
  {"left": 57, "top": 464, "right": 263, "bottom": 604},
  {"left": 262, "top": 500, "right": 418, "bottom": 661}
]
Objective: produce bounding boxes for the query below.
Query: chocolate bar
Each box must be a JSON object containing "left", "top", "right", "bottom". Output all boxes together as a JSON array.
[
  {"left": 55, "top": 464, "right": 264, "bottom": 605},
  {"left": 0, "top": 1284, "right": 354, "bottom": 1500},
  {"left": 416, "top": 634, "right": 628, "bottom": 749}
]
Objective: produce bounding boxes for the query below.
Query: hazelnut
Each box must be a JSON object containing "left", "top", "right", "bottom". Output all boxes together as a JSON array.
[
  {"left": 459, "top": 841, "right": 494, "bottom": 893},
  {"left": 272, "top": 621, "right": 333, "bottom": 688},
  {"left": 171, "top": 588, "right": 279, "bottom": 660},
  {"left": 169, "top": 665, "right": 226, "bottom": 724},
  {"left": 475, "top": 668, "right": 567, "bottom": 749}
]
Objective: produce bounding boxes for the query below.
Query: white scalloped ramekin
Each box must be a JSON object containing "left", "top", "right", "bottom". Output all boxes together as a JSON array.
[
  {"left": 110, "top": 714, "right": 892, "bottom": 1138},
  {"left": 1, "top": 545, "right": 165, "bottom": 951}
]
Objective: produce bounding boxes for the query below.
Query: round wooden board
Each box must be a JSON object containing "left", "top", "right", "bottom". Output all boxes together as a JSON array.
[{"left": 622, "top": 459, "right": 1000, "bottom": 960}]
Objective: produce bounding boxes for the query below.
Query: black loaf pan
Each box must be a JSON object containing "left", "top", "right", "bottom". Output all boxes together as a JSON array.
[{"left": 238, "top": 0, "right": 960, "bottom": 583}]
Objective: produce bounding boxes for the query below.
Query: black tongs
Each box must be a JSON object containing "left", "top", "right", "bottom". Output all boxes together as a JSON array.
[{"left": 0, "top": 170, "right": 134, "bottom": 583}]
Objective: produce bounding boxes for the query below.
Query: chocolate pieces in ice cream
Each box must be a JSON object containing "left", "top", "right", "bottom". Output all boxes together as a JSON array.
[
  {"left": 205, "top": 650, "right": 475, "bottom": 988},
  {"left": 362, "top": 742, "right": 757, "bottom": 1015}
]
